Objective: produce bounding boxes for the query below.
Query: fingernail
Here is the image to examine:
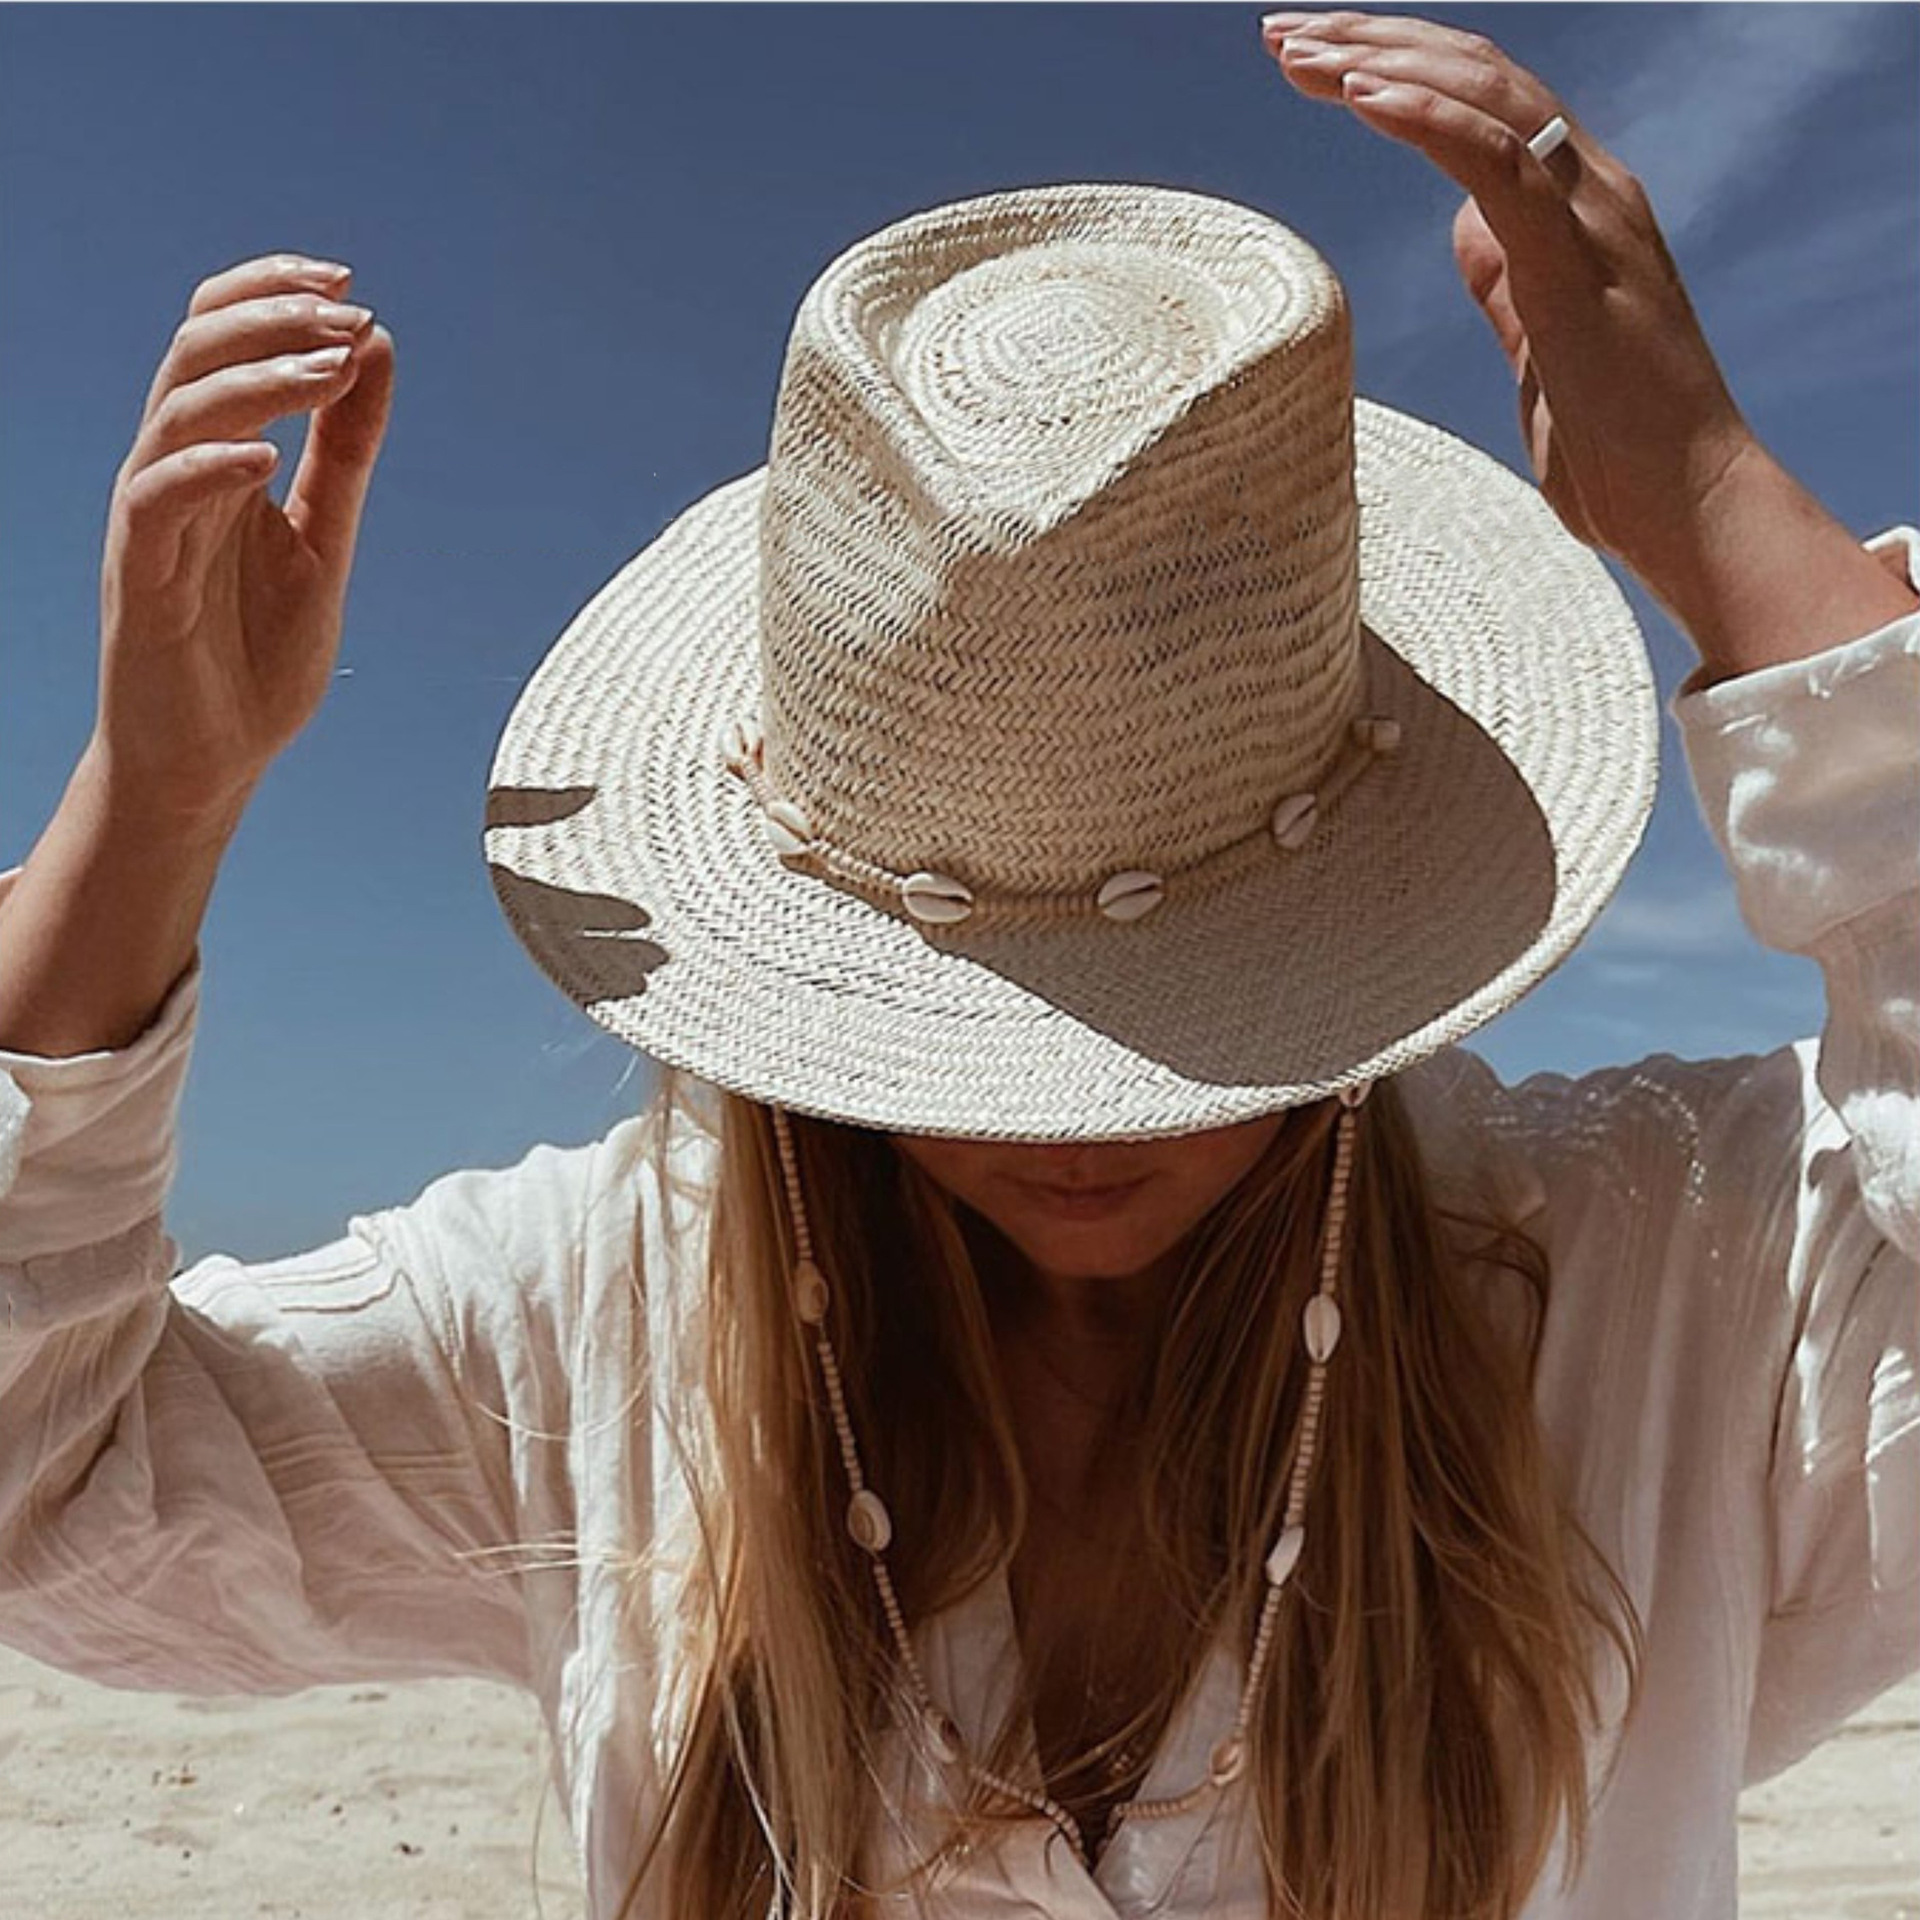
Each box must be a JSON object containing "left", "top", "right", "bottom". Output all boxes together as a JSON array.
[
  {"left": 1282, "top": 36, "right": 1345, "bottom": 61},
  {"left": 301, "top": 344, "right": 352, "bottom": 373},
  {"left": 1342, "top": 70, "right": 1393, "bottom": 100},
  {"left": 1261, "top": 11, "right": 1315, "bottom": 31},
  {"left": 317, "top": 301, "right": 374, "bottom": 331},
  {"left": 293, "top": 256, "right": 351, "bottom": 281}
]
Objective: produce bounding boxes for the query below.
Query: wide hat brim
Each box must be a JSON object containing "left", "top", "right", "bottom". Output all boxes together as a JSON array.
[{"left": 484, "top": 398, "right": 1657, "bottom": 1141}]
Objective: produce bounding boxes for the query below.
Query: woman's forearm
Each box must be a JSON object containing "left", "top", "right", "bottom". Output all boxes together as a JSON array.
[
  {"left": 0, "top": 738, "right": 249, "bottom": 1058},
  {"left": 1637, "top": 441, "right": 1920, "bottom": 688}
]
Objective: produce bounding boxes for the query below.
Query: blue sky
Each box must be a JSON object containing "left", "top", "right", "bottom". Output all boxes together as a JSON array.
[{"left": 2, "top": 4, "right": 1915, "bottom": 1263}]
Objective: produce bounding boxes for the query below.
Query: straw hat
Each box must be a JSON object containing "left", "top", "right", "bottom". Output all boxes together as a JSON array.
[{"left": 484, "top": 183, "right": 1657, "bottom": 1141}]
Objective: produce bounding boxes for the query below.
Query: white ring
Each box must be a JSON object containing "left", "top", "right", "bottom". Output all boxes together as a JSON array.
[{"left": 1526, "top": 113, "right": 1572, "bottom": 163}]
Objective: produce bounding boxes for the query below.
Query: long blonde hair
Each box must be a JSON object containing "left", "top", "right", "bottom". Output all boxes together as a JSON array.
[{"left": 611, "top": 1069, "right": 1640, "bottom": 1919}]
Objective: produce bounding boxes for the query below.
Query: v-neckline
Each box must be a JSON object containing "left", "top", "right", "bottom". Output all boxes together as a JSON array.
[{"left": 906, "top": 1558, "right": 1247, "bottom": 1916}]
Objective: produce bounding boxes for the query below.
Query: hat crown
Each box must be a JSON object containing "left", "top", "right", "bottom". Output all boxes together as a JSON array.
[{"left": 756, "top": 184, "right": 1365, "bottom": 896}]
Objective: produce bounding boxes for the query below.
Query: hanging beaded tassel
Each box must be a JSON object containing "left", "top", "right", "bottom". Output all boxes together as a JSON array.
[
  {"left": 1108, "top": 1081, "right": 1368, "bottom": 1844},
  {"left": 767, "top": 1086, "right": 1371, "bottom": 1873}
]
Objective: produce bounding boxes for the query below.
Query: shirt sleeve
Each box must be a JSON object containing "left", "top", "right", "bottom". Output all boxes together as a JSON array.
[
  {"left": 0, "top": 940, "right": 645, "bottom": 1697},
  {"left": 1669, "top": 526, "right": 1920, "bottom": 1778}
]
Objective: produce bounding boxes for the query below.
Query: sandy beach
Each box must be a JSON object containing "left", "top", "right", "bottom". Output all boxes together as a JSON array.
[
  {"left": 2, "top": 1646, "right": 1912, "bottom": 1917},
  {"left": 0, "top": 1655, "right": 580, "bottom": 1919}
]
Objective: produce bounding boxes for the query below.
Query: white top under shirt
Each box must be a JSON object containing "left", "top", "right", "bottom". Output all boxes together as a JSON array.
[{"left": 1, "top": 533, "right": 1916, "bottom": 1920}]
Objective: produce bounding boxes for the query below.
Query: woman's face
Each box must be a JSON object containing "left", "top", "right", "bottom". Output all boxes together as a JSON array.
[{"left": 893, "top": 1116, "right": 1286, "bottom": 1290}]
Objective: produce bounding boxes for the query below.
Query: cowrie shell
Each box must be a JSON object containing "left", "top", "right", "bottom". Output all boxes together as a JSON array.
[
  {"left": 1269, "top": 792, "right": 1318, "bottom": 850},
  {"left": 793, "top": 1258, "right": 829, "bottom": 1325},
  {"left": 1096, "top": 870, "right": 1165, "bottom": 922},
  {"left": 901, "top": 871, "right": 974, "bottom": 925},
  {"left": 1264, "top": 1524, "right": 1305, "bottom": 1590},
  {"left": 1353, "top": 715, "right": 1403, "bottom": 755},
  {"left": 922, "top": 1708, "right": 962, "bottom": 1763},
  {"left": 764, "top": 799, "right": 814, "bottom": 857},
  {"left": 1208, "top": 1736, "right": 1247, "bottom": 1787},
  {"left": 847, "top": 1489, "right": 893, "bottom": 1554},
  {"left": 1303, "top": 1295, "right": 1342, "bottom": 1362}
]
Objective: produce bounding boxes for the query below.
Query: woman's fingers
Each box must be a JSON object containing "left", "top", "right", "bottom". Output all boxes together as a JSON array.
[
  {"left": 1275, "top": 32, "right": 1545, "bottom": 131},
  {"left": 1269, "top": 26, "right": 1615, "bottom": 340},
  {"left": 1450, "top": 200, "right": 1527, "bottom": 375},
  {"left": 1350, "top": 76, "right": 1566, "bottom": 224},
  {"left": 149, "top": 292, "right": 374, "bottom": 410},
  {"left": 131, "top": 336, "right": 371, "bottom": 473},
  {"left": 1292, "top": 61, "right": 1568, "bottom": 225},
  {"left": 1260, "top": 8, "right": 1548, "bottom": 88},
  {"left": 112, "top": 440, "right": 280, "bottom": 594},
  {"left": 139, "top": 256, "right": 368, "bottom": 426},
  {"left": 1262, "top": 13, "right": 1587, "bottom": 240},
  {"left": 184, "top": 252, "right": 352, "bottom": 320},
  {"left": 285, "top": 322, "right": 396, "bottom": 571}
]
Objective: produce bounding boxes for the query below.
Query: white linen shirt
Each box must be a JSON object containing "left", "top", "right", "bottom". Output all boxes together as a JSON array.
[{"left": 2, "top": 532, "right": 1916, "bottom": 1920}]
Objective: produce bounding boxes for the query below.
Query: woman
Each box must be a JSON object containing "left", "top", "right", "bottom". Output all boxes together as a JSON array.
[{"left": 0, "top": 13, "right": 1913, "bottom": 1919}]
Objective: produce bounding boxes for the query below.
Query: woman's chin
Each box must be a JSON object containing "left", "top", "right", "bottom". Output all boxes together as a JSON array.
[{"left": 996, "top": 1209, "right": 1183, "bottom": 1284}]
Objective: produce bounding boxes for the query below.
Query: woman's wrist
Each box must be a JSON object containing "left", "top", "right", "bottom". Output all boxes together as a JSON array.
[
  {"left": 1626, "top": 441, "right": 1920, "bottom": 687},
  {"left": 79, "top": 730, "right": 262, "bottom": 845},
  {"left": 0, "top": 740, "right": 246, "bottom": 1058}
]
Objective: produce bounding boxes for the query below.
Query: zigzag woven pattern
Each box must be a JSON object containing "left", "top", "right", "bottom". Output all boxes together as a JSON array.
[{"left": 759, "top": 186, "right": 1363, "bottom": 895}]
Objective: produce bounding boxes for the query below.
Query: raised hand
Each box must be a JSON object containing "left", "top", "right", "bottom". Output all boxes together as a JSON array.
[
  {"left": 97, "top": 253, "right": 393, "bottom": 818},
  {"left": 1260, "top": 10, "right": 1757, "bottom": 587},
  {"left": 1259, "top": 9, "right": 1918, "bottom": 676},
  {"left": 0, "top": 255, "right": 395, "bottom": 1053}
]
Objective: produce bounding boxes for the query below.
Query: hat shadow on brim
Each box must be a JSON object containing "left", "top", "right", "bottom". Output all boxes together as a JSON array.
[{"left": 916, "top": 636, "right": 1556, "bottom": 1091}]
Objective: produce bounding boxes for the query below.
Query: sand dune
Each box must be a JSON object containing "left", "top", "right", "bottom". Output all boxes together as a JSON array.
[{"left": 2, "top": 1646, "right": 1913, "bottom": 1915}]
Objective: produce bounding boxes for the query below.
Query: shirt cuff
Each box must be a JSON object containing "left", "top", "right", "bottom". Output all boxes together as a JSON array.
[
  {"left": 0, "top": 907, "right": 202, "bottom": 1263},
  {"left": 1671, "top": 527, "right": 1920, "bottom": 956}
]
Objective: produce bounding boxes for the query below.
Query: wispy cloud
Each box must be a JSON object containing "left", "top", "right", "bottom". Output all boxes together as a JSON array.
[
  {"left": 1569, "top": 877, "right": 1824, "bottom": 1051},
  {"left": 1594, "top": 5, "right": 1912, "bottom": 247},
  {"left": 1688, "top": 190, "right": 1919, "bottom": 404},
  {"left": 1585, "top": 957, "right": 1666, "bottom": 992},
  {"left": 1584, "top": 883, "right": 1751, "bottom": 959}
]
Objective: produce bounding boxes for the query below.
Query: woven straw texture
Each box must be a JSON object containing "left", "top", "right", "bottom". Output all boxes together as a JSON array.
[{"left": 485, "top": 184, "right": 1657, "bottom": 1141}]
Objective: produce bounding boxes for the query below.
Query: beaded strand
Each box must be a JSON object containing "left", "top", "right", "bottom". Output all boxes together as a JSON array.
[{"left": 767, "top": 1086, "right": 1369, "bottom": 1873}]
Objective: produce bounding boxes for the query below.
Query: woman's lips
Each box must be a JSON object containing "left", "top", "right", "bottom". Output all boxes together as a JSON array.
[{"left": 1012, "top": 1175, "right": 1150, "bottom": 1220}]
